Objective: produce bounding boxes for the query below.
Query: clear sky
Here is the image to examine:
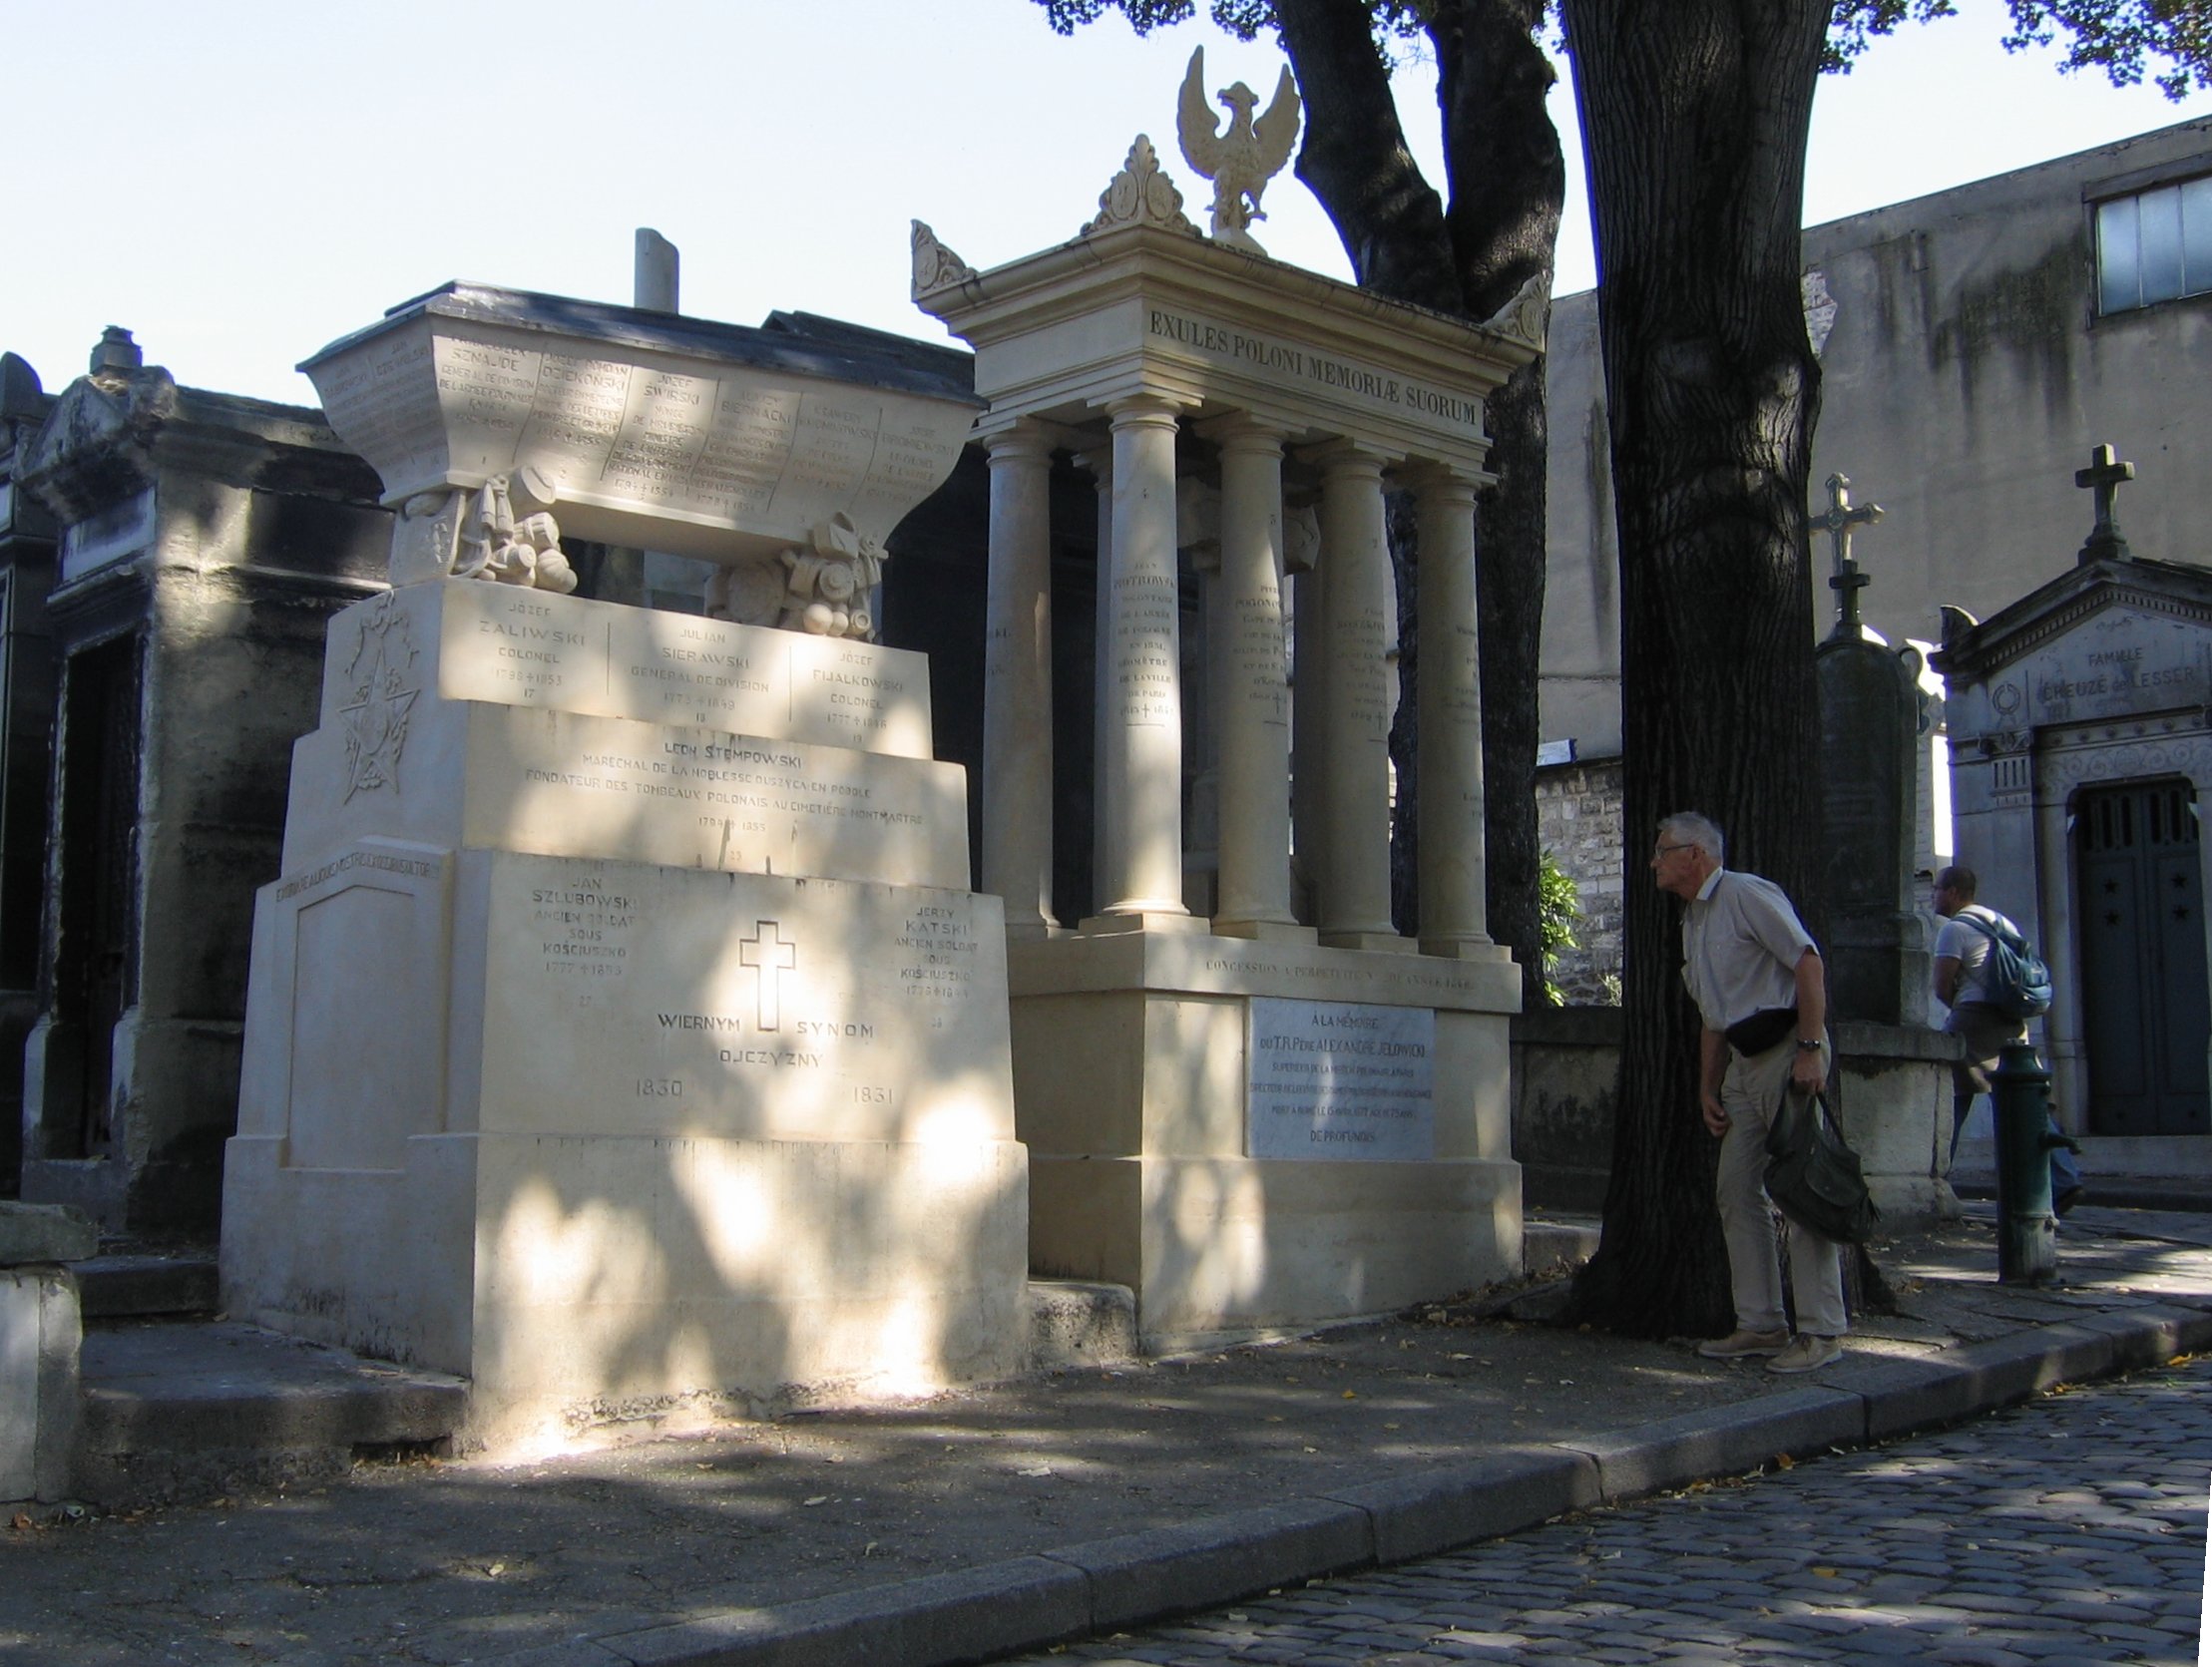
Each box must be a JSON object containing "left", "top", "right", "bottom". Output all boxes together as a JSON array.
[{"left": 5, "top": 0, "right": 2207, "bottom": 408}]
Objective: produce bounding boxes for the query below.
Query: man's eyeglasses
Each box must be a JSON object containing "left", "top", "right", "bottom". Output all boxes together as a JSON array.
[{"left": 1652, "top": 842, "right": 1696, "bottom": 858}]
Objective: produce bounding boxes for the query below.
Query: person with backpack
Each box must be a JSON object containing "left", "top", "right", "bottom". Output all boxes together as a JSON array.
[{"left": 1931, "top": 865, "right": 2081, "bottom": 1212}]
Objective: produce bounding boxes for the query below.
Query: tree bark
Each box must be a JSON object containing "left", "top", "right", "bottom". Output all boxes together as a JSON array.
[
  {"left": 1559, "top": 0, "right": 1832, "bottom": 1336},
  {"left": 1275, "top": 0, "right": 1560, "bottom": 989}
]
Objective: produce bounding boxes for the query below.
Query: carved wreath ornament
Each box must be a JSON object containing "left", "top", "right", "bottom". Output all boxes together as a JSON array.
[{"left": 338, "top": 593, "right": 421, "bottom": 802}]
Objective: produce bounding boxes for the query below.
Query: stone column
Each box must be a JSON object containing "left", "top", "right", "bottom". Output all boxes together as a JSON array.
[
  {"left": 1413, "top": 466, "right": 1491, "bottom": 952},
  {"left": 982, "top": 419, "right": 1058, "bottom": 938},
  {"left": 1094, "top": 394, "right": 1189, "bottom": 922},
  {"left": 1204, "top": 417, "right": 1301, "bottom": 937},
  {"left": 1074, "top": 447, "right": 1114, "bottom": 915},
  {"left": 1310, "top": 443, "right": 1402, "bottom": 947}
]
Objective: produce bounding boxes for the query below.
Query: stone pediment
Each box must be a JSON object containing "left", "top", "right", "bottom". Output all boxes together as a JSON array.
[{"left": 1935, "top": 557, "right": 2212, "bottom": 735}]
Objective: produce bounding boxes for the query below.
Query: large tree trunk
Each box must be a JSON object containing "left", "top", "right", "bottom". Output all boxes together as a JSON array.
[
  {"left": 1559, "top": 0, "right": 1832, "bottom": 1336},
  {"left": 1275, "top": 0, "right": 1560, "bottom": 994}
]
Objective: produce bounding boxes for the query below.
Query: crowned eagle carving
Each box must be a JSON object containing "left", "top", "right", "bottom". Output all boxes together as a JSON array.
[{"left": 1175, "top": 47, "right": 1301, "bottom": 255}]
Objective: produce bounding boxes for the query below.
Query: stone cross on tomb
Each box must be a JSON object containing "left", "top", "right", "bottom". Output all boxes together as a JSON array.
[
  {"left": 1812, "top": 472, "right": 1883, "bottom": 636},
  {"left": 2075, "top": 442, "right": 2135, "bottom": 564}
]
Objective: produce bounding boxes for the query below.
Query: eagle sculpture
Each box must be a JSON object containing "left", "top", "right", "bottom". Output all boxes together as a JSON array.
[{"left": 1175, "top": 47, "right": 1301, "bottom": 255}]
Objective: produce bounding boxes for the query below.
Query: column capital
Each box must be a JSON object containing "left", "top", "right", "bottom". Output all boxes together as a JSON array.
[
  {"left": 977, "top": 413, "right": 1084, "bottom": 458},
  {"left": 1101, "top": 390, "right": 1191, "bottom": 428},
  {"left": 1399, "top": 460, "right": 1485, "bottom": 503},
  {"left": 1193, "top": 412, "right": 1290, "bottom": 452},
  {"left": 1297, "top": 436, "right": 1400, "bottom": 479}
]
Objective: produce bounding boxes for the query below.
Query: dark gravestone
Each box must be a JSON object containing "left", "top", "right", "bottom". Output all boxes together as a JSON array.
[{"left": 1813, "top": 475, "right": 1928, "bottom": 1024}]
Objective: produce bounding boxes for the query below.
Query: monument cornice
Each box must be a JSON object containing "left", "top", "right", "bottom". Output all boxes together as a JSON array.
[{"left": 917, "top": 221, "right": 1535, "bottom": 476}]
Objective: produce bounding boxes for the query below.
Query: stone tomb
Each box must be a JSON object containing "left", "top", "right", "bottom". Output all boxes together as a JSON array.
[
  {"left": 222, "top": 293, "right": 1020, "bottom": 1451},
  {"left": 914, "top": 137, "right": 1543, "bottom": 1344}
]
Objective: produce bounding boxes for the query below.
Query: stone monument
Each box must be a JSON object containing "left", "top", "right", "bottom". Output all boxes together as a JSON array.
[
  {"left": 1812, "top": 473, "right": 1930, "bottom": 1023},
  {"left": 914, "top": 83, "right": 1546, "bottom": 1345},
  {"left": 220, "top": 284, "right": 1025, "bottom": 1451}
]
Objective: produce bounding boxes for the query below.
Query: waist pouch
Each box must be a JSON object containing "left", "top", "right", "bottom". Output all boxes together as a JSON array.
[{"left": 1724, "top": 1007, "right": 1798, "bottom": 1056}]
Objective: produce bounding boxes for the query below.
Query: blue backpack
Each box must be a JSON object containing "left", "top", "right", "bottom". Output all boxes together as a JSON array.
[{"left": 1955, "top": 910, "right": 2053, "bottom": 1021}]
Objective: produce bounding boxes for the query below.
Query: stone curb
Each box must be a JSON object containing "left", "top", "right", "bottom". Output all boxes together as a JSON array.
[{"left": 504, "top": 1314, "right": 2207, "bottom": 1667}]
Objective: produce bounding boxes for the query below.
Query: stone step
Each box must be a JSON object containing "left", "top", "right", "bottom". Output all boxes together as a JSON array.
[
  {"left": 1524, "top": 1217, "right": 1601, "bottom": 1275},
  {"left": 76, "top": 1252, "right": 219, "bottom": 1320},
  {"left": 1027, "top": 1278, "right": 1138, "bottom": 1371},
  {"left": 75, "top": 1320, "right": 467, "bottom": 1509}
]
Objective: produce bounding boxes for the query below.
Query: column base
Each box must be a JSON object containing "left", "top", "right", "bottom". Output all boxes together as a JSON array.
[
  {"left": 1080, "top": 911, "right": 1210, "bottom": 937},
  {"left": 1003, "top": 917, "right": 1061, "bottom": 943},
  {"left": 1420, "top": 935, "right": 1514, "bottom": 965},
  {"left": 1212, "top": 919, "right": 1320, "bottom": 945},
  {"left": 1318, "top": 930, "right": 1420, "bottom": 954}
]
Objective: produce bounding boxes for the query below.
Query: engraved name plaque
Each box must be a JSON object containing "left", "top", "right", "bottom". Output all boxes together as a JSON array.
[{"left": 1246, "top": 997, "right": 1435, "bottom": 1161}]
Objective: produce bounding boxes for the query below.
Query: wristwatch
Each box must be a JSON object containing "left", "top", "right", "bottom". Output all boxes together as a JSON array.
[{"left": 1795, "top": 1038, "right": 1822, "bottom": 1051}]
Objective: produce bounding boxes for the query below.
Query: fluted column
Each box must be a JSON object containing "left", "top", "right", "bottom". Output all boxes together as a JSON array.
[
  {"left": 1096, "top": 393, "right": 1188, "bottom": 919},
  {"left": 1311, "top": 442, "right": 1401, "bottom": 946},
  {"left": 981, "top": 420, "right": 1058, "bottom": 937},
  {"left": 1204, "top": 417, "right": 1300, "bottom": 936},
  {"left": 1413, "top": 466, "right": 1491, "bottom": 951}
]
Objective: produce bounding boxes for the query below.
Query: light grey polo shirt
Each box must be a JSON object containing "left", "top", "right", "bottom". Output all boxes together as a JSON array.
[{"left": 1681, "top": 867, "right": 1817, "bottom": 1035}]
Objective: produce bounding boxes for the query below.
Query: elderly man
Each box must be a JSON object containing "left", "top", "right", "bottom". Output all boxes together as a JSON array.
[{"left": 1652, "top": 812, "right": 1847, "bottom": 1375}]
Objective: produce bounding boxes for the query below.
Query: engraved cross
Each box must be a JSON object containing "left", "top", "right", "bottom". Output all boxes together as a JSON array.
[
  {"left": 739, "top": 921, "right": 798, "bottom": 1032},
  {"left": 2074, "top": 443, "right": 2135, "bottom": 564},
  {"left": 1812, "top": 472, "right": 1882, "bottom": 636}
]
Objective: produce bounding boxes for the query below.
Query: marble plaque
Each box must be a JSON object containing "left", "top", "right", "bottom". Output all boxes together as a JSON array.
[
  {"left": 1246, "top": 998, "right": 1435, "bottom": 1161},
  {"left": 306, "top": 311, "right": 975, "bottom": 566},
  {"left": 476, "top": 856, "right": 1012, "bottom": 1145}
]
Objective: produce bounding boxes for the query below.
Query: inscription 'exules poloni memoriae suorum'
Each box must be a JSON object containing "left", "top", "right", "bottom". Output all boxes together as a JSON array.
[{"left": 1147, "top": 310, "right": 1484, "bottom": 431}]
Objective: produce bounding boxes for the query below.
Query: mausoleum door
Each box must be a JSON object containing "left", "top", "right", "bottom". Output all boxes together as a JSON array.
[
  {"left": 53, "top": 631, "right": 141, "bottom": 1158},
  {"left": 2074, "top": 778, "right": 2211, "bottom": 1136}
]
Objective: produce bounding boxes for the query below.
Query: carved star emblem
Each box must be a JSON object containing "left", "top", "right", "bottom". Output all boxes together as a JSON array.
[{"left": 339, "top": 598, "right": 420, "bottom": 801}]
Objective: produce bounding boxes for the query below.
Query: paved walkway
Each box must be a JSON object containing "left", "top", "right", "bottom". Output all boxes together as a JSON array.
[
  {"left": 1014, "top": 1352, "right": 2211, "bottom": 1666},
  {"left": 4, "top": 1205, "right": 2210, "bottom": 1667}
]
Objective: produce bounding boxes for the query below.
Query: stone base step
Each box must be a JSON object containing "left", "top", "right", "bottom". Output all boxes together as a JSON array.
[
  {"left": 1027, "top": 1278, "right": 1138, "bottom": 1371},
  {"left": 75, "top": 1321, "right": 466, "bottom": 1509},
  {"left": 77, "top": 1252, "right": 219, "bottom": 1320},
  {"left": 1524, "top": 1217, "right": 1601, "bottom": 1275}
]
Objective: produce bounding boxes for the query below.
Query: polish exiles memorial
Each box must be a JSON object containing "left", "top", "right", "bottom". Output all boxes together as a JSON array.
[{"left": 219, "top": 58, "right": 1546, "bottom": 1446}]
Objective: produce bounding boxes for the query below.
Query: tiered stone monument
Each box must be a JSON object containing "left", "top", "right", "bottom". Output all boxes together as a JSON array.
[
  {"left": 220, "top": 284, "right": 1026, "bottom": 1450},
  {"left": 914, "top": 86, "right": 1546, "bottom": 1345}
]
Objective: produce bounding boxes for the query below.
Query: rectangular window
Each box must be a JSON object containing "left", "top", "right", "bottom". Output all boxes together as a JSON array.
[{"left": 2097, "top": 175, "right": 2212, "bottom": 312}]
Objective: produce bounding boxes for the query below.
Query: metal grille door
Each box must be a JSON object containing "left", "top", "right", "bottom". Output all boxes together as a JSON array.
[{"left": 2076, "top": 779, "right": 2210, "bottom": 1135}]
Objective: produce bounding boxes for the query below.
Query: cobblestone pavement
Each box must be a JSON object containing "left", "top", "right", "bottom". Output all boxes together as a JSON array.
[{"left": 1013, "top": 1357, "right": 2212, "bottom": 1667}]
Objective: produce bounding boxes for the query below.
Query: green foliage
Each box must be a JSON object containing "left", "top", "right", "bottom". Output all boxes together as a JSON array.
[
  {"left": 1036, "top": 0, "right": 1429, "bottom": 45},
  {"left": 1039, "top": 0, "right": 2209, "bottom": 99},
  {"left": 1827, "top": 0, "right": 2209, "bottom": 96},
  {"left": 1537, "top": 848, "right": 1581, "bottom": 1007}
]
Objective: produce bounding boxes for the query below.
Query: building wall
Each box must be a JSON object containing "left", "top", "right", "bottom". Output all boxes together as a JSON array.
[{"left": 1540, "top": 116, "right": 2212, "bottom": 761}]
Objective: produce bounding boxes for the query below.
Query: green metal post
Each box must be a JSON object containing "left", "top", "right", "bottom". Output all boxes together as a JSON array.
[{"left": 1992, "top": 1040, "right": 2056, "bottom": 1286}]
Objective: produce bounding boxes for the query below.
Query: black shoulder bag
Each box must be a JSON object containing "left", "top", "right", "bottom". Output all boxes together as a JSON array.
[{"left": 1764, "top": 1086, "right": 1880, "bottom": 1244}]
